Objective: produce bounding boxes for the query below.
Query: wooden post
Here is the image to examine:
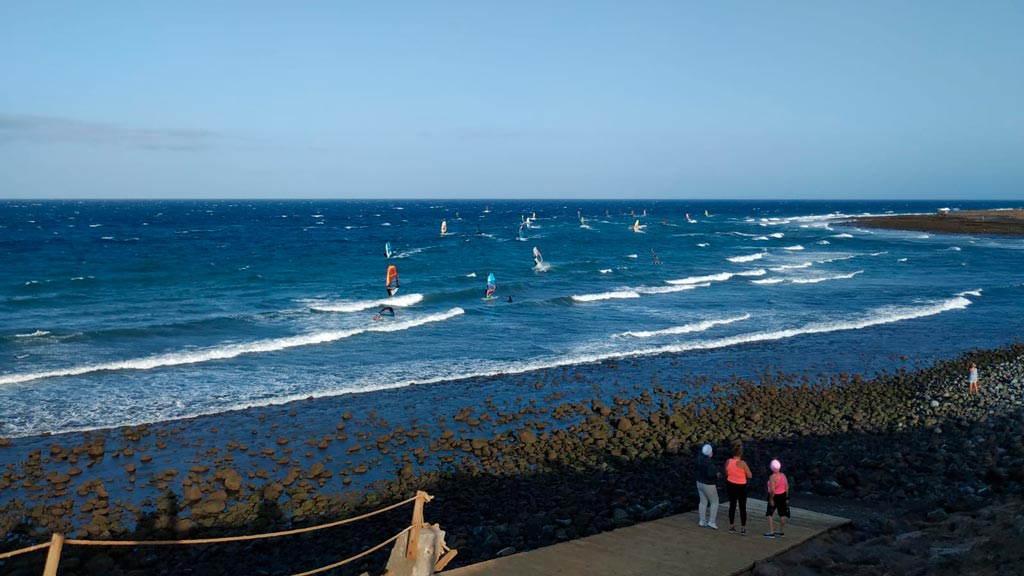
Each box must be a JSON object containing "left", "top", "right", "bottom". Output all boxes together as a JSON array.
[
  {"left": 434, "top": 549, "right": 458, "bottom": 572},
  {"left": 406, "top": 491, "right": 426, "bottom": 561},
  {"left": 42, "top": 533, "right": 64, "bottom": 576}
]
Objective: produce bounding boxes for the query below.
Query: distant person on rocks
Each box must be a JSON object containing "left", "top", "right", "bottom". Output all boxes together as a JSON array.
[
  {"left": 969, "top": 362, "right": 979, "bottom": 394},
  {"left": 764, "top": 459, "right": 790, "bottom": 538},
  {"left": 695, "top": 444, "right": 720, "bottom": 529},
  {"left": 725, "top": 441, "right": 752, "bottom": 535}
]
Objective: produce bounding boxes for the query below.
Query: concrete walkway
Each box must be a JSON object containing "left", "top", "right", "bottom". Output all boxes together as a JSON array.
[{"left": 441, "top": 499, "right": 849, "bottom": 576}]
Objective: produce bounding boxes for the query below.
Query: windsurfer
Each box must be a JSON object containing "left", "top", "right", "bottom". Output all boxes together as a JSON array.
[
  {"left": 485, "top": 272, "right": 497, "bottom": 298},
  {"left": 386, "top": 265, "right": 400, "bottom": 297},
  {"left": 651, "top": 248, "right": 662, "bottom": 265},
  {"left": 373, "top": 306, "right": 395, "bottom": 321}
]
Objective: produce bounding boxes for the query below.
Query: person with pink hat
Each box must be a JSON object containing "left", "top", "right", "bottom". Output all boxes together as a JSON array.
[{"left": 764, "top": 459, "right": 790, "bottom": 538}]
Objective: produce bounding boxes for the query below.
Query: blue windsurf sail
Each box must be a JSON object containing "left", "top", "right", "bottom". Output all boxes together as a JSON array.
[
  {"left": 385, "top": 241, "right": 393, "bottom": 259},
  {"left": 486, "top": 273, "right": 497, "bottom": 297}
]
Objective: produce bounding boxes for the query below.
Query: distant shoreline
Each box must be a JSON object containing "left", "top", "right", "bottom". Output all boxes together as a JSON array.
[{"left": 850, "top": 209, "right": 1024, "bottom": 236}]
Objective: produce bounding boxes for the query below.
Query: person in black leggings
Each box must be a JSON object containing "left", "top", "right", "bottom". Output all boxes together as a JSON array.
[{"left": 724, "top": 441, "right": 752, "bottom": 534}]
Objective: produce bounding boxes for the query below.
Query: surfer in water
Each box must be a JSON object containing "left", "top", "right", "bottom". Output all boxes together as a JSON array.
[
  {"left": 373, "top": 306, "right": 395, "bottom": 321},
  {"left": 507, "top": 296, "right": 513, "bottom": 303}
]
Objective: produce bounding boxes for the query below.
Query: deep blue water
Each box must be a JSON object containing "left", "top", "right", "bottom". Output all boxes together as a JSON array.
[{"left": 1, "top": 200, "right": 1022, "bottom": 437}]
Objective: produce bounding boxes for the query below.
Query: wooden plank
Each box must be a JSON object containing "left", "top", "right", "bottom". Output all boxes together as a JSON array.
[{"left": 441, "top": 499, "right": 849, "bottom": 576}]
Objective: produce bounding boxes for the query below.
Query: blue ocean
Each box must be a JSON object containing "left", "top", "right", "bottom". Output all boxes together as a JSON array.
[{"left": 2, "top": 200, "right": 1022, "bottom": 438}]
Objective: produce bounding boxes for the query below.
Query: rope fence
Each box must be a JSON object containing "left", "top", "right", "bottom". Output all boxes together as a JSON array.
[
  {"left": 0, "top": 542, "right": 52, "bottom": 560},
  {"left": 0, "top": 490, "right": 454, "bottom": 576}
]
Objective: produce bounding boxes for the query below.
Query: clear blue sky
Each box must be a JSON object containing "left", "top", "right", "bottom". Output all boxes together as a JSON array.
[{"left": 1, "top": 1, "right": 1022, "bottom": 199}]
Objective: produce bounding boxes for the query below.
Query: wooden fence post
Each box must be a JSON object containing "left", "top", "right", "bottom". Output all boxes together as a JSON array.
[
  {"left": 406, "top": 491, "right": 426, "bottom": 561},
  {"left": 42, "top": 533, "right": 64, "bottom": 576}
]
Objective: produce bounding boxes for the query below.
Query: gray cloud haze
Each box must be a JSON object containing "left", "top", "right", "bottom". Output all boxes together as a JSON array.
[{"left": 0, "top": 114, "right": 227, "bottom": 151}]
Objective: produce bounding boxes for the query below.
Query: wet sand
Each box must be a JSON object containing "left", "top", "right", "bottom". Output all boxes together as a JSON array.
[
  {"left": 851, "top": 209, "right": 1024, "bottom": 236},
  {"left": 2, "top": 344, "right": 1023, "bottom": 575}
]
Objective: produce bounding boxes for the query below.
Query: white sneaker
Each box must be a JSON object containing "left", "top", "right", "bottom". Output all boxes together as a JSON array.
[
  {"left": 707, "top": 523, "right": 719, "bottom": 530},
  {"left": 698, "top": 520, "right": 707, "bottom": 527}
]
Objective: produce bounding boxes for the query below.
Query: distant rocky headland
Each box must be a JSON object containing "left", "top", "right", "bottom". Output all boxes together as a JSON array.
[{"left": 852, "top": 209, "right": 1024, "bottom": 236}]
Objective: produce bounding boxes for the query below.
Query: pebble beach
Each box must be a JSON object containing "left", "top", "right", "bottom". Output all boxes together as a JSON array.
[{"left": 2, "top": 341, "right": 1023, "bottom": 575}]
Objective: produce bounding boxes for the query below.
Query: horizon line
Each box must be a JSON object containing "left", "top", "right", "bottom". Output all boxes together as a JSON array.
[{"left": 2, "top": 197, "right": 1021, "bottom": 203}]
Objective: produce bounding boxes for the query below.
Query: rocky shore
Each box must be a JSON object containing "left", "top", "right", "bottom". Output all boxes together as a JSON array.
[
  {"left": 2, "top": 344, "right": 1023, "bottom": 575},
  {"left": 851, "top": 209, "right": 1024, "bottom": 236}
]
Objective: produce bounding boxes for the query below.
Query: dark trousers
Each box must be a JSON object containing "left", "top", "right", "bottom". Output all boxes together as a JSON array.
[{"left": 726, "top": 481, "right": 748, "bottom": 526}]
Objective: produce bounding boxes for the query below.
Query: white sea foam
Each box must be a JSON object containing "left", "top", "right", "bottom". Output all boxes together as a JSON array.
[
  {"left": 818, "top": 255, "right": 856, "bottom": 263},
  {"left": 831, "top": 233, "right": 854, "bottom": 239},
  {"left": 752, "top": 278, "right": 785, "bottom": 285},
  {"left": 634, "top": 283, "right": 711, "bottom": 295},
  {"left": 818, "top": 240, "right": 830, "bottom": 245},
  {"left": 898, "top": 258, "right": 908, "bottom": 262},
  {"left": 0, "top": 308, "right": 465, "bottom": 386},
  {"left": 956, "top": 289, "right": 982, "bottom": 297},
  {"left": 572, "top": 282, "right": 709, "bottom": 302},
  {"left": 790, "top": 270, "right": 864, "bottom": 284},
  {"left": 667, "top": 272, "right": 733, "bottom": 285},
  {"left": 393, "top": 247, "right": 426, "bottom": 259},
  {"left": 599, "top": 269, "right": 613, "bottom": 274},
  {"left": 916, "top": 234, "right": 930, "bottom": 239},
  {"left": 626, "top": 254, "right": 638, "bottom": 259},
  {"left": 728, "top": 252, "right": 765, "bottom": 263},
  {"left": 572, "top": 290, "right": 641, "bottom": 302},
  {"left": 664, "top": 269, "right": 763, "bottom": 287},
  {"left": 697, "top": 243, "right": 709, "bottom": 247},
  {"left": 466, "top": 272, "right": 477, "bottom": 278},
  {"left": 753, "top": 236, "right": 770, "bottom": 241},
  {"left": 784, "top": 245, "right": 805, "bottom": 251},
  {"left": 770, "top": 262, "right": 813, "bottom": 271},
  {"left": 15, "top": 330, "right": 51, "bottom": 338},
  {"left": 947, "top": 246, "right": 961, "bottom": 251},
  {"left": 618, "top": 314, "right": 751, "bottom": 338},
  {"left": 769, "top": 233, "right": 785, "bottom": 239},
  {"left": 309, "top": 293, "right": 424, "bottom": 313}
]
